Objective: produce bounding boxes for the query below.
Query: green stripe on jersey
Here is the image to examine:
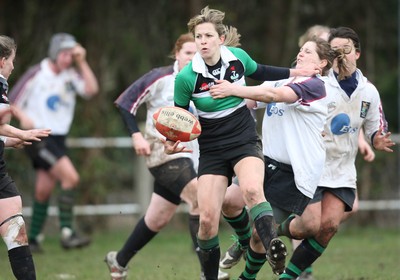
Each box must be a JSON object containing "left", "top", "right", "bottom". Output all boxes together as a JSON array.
[{"left": 192, "top": 95, "right": 243, "bottom": 112}]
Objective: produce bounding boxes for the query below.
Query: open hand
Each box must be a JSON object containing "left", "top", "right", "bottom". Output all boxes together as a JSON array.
[
  {"left": 162, "top": 138, "right": 193, "bottom": 154},
  {"left": 21, "top": 128, "right": 51, "bottom": 142},
  {"left": 373, "top": 129, "right": 395, "bottom": 152}
]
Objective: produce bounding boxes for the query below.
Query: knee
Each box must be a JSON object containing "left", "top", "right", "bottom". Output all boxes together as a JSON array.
[
  {"left": 319, "top": 220, "right": 339, "bottom": 240},
  {"left": 183, "top": 194, "right": 198, "bottom": 215},
  {"left": 146, "top": 216, "right": 170, "bottom": 231},
  {"left": 291, "top": 217, "right": 320, "bottom": 239},
  {"left": 221, "top": 201, "right": 229, "bottom": 216},
  {"left": 199, "top": 213, "right": 218, "bottom": 238},
  {"left": 145, "top": 207, "right": 175, "bottom": 231},
  {"left": 221, "top": 199, "right": 242, "bottom": 217},
  {"left": 62, "top": 173, "right": 80, "bottom": 189},
  {"left": 188, "top": 200, "right": 199, "bottom": 215},
  {"left": 35, "top": 189, "right": 51, "bottom": 201},
  {"left": 241, "top": 187, "right": 262, "bottom": 206},
  {"left": 0, "top": 214, "right": 28, "bottom": 249}
]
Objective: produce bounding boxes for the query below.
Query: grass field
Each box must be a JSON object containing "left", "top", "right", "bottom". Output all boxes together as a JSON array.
[{"left": 0, "top": 223, "right": 398, "bottom": 280}]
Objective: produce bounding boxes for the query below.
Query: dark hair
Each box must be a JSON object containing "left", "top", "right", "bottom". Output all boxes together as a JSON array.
[
  {"left": 0, "top": 35, "right": 17, "bottom": 59},
  {"left": 328, "top": 27, "right": 361, "bottom": 52},
  {"left": 296, "top": 37, "right": 348, "bottom": 79},
  {"left": 312, "top": 37, "right": 337, "bottom": 76}
]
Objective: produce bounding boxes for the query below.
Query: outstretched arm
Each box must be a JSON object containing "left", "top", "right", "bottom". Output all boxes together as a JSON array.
[
  {"left": 4, "top": 137, "right": 32, "bottom": 149},
  {"left": 289, "top": 67, "right": 320, "bottom": 77},
  {"left": 210, "top": 80, "right": 298, "bottom": 103},
  {"left": 0, "top": 124, "right": 51, "bottom": 142},
  {"left": 10, "top": 105, "right": 34, "bottom": 129},
  {"left": 248, "top": 64, "right": 319, "bottom": 81}
]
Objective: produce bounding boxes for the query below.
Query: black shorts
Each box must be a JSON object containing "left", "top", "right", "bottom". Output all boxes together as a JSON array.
[
  {"left": 149, "top": 158, "right": 196, "bottom": 205},
  {"left": 0, "top": 174, "right": 20, "bottom": 199},
  {"left": 264, "top": 156, "right": 310, "bottom": 218},
  {"left": 25, "top": 135, "right": 67, "bottom": 170},
  {"left": 198, "top": 139, "right": 263, "bottom": 186},
  {"left": 310, "top": 187, "right": 356, "bottom": 212}
]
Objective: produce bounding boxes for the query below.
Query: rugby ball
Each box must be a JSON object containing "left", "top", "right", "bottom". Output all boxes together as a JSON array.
[{"left": 152, "top": 106, "right": 201, "bottom": 142}]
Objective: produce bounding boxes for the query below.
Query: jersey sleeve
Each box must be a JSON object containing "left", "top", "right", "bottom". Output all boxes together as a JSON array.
[
  {"left": 115, "top": 66, "right": 173, "bottom": 115},
  {"left": 174, "top": 66, "right": 195, "bottom": 108},
  {"left": 228, "top": 47, "right": 258, "bottom": 76},
  {"left": 8, "top": 64, "right": 41, "bottom": 106},
  {"left": 69, "top": 69, "right": 86, "bottom": 97},
  {"left": 362, "top": 84, "right": 388, "bottom": 143},
  {"left": 286, "top": 77, "right": 327, "bottom": 112},
  {"left": 230, "top": 47, "right": 290, "bottom": 80}
]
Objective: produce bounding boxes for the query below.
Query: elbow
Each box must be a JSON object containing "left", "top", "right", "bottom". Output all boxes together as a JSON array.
[{"left": 262, "top": 92, "right": 275, "bottom": 103}]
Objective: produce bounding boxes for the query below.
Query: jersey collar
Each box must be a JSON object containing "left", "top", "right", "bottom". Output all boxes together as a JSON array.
[{"left": 192, "top": 45, "right": 237, "bottom": 77}]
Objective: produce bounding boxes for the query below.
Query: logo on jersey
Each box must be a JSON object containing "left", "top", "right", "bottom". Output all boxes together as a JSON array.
[
  {"left": 230, "top": 71, "right": 239, "bottom": 81},
  {"left": 65, "top": 81, "right": 77, "bottom": 93},
  {"left": 47, "top": 95, "right": 69, "bottom": 111},
  {"left": 327, "top": 101, "right": 337, "bottom": 113},
  {"left": 47, "top": 95, "right": 61, "bottom": 111},
  {"left": 360, "top": 101, "right": 370, "bottom": 118},
  {"left": 266, "top": 103, "right": 284, "bottom": 116},
  {"left": 199, "top": 82, "right": 214, "bottom": 92},
  {"left": 330, "top": 113, "right": 357, "bottom": 135},
  {"left": 229, "top": 66, "right": 239, "bottom": 81},
  {"left": 212, "top": 68, "right": 221, "bottom": 76}
]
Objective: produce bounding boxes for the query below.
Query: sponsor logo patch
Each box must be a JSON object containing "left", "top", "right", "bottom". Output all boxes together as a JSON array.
[{"left": 360, "top": 101, "right": 370, "bottom": 118}]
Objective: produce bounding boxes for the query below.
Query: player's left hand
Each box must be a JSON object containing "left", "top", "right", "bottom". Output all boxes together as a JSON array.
[{"left": 372, "top": 128, "right": 395, "bottom": 152}]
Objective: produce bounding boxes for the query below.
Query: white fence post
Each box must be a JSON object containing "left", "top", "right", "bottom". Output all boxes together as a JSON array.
[{"left": 133, "top": 155, "right": 153, "bottom": 216}]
